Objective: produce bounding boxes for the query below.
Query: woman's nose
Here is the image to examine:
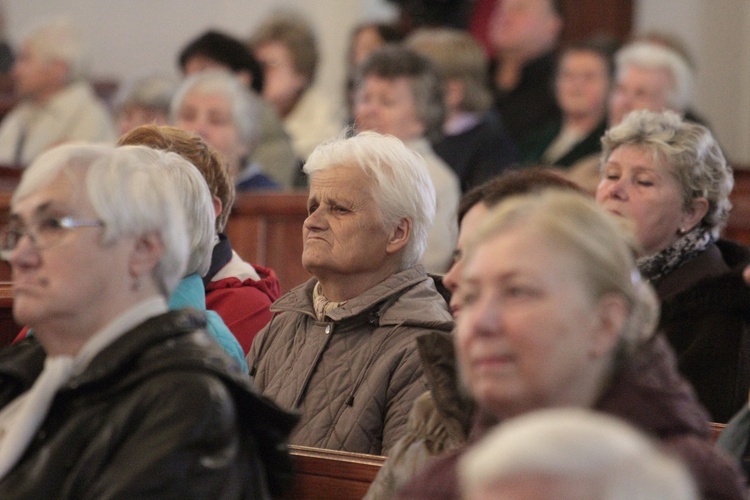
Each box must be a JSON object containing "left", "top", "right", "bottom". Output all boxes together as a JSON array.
[
  {"left": 607, "top": 177, "right": 628, "bottom": 200},
  {"left": 466, "top": 294, "right": 502, "bottom": 338},
  {"left": 303, "top": 207, "right": 326, "bottom": 231},
  {"left": 8, "top": 233, "right": 39, "bottom": 269}
]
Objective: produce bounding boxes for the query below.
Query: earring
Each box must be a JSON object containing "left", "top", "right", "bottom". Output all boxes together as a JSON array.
[
  {"left": 132, "top": 275, "right": 142, "bottom": 292},
  {"left": 678, "top": 227, "right": 686, "bottom": 235}
]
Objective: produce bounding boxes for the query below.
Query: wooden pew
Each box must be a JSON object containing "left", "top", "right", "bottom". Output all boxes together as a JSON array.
[
  {"left": 280, "top": 445, "right": 385, "bottom": 500},
  {"left": 225, "top": 191, "right": 311, "bottom": 293},
  {"left": 0, "top": 282, "right": 20, "bottom": 348},
  {"left": 725, "top": 168, "right": 750, "bottom": 247}
]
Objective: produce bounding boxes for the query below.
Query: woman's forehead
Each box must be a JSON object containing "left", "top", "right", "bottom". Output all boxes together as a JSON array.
[{"left": 13, "top": 171, "right": 86, "bottom": 216}]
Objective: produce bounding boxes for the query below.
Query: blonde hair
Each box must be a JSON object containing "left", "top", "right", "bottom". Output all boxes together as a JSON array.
[
  {"left": 466, "top": 190, "right": 659, "bottom": 354},
  {"left": 601, "top": 109, "right": 733, "bottom": 238}
]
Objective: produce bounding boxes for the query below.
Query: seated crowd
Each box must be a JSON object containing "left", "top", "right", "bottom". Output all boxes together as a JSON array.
[{"left": 0, "top": 1, "right": 749, "bottom": 498}]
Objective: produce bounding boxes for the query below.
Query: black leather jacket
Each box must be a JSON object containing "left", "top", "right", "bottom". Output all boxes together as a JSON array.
[{"left": 0, "top": 309, "right": 297, "bottom": 499}]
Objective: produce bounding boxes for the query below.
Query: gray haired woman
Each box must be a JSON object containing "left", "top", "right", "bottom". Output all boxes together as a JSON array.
[
  {"left": 595, "top": 109, "right": 750, "bottom": 423},
  {"left": 0, "top": 144, "right": 295, "bottom": 497}
]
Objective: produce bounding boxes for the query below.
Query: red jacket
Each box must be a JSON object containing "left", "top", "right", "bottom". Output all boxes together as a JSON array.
[{"left": 206, "top": 261, "right": 281, "bottom": 354}]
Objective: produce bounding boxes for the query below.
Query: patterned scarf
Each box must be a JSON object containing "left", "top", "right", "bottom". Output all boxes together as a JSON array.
[
  {"left": 312, "top": 282, "right": 347, "bottom": 321},
  {"left": 636, "top": 227, "right": 714, "bottom": 283}
]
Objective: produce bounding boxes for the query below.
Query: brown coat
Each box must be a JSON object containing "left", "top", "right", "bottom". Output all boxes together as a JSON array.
[
  {"left": 247, "top": 266, "right": 454, "bottom": 455},
  {"left": 395, "top": 335, "right": 747, "bottom": 499}
]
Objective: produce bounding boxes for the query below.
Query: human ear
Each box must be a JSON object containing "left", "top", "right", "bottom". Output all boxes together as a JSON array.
[
  {"left": 385, "top": 217, "right": 411, "bottom": 255},
  {"left": 590, "top": 293, "right": 628, "bottom": 358},
  {"left": 129, "top": 232, "right": 165, "bottom": 280},
  {"left": 680, "top": 197, "right": 709, "bottom": 233}
]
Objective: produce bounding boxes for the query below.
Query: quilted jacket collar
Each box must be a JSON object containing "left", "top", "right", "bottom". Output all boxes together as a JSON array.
[{"left": 271, "top": 265, "right": 453, "bottom": 329}]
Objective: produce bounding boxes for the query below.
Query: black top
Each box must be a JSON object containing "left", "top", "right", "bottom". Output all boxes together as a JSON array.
[
  {"left": 433, "top": 109, "right": 520, "bottom": 192},
  {"left": 492, "top": 50, "right": 561, "bottom": 147}
]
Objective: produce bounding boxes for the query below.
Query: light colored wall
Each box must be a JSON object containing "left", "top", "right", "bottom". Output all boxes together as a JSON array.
[
  {"left": 3, "top": 0, "right": 397, "bottom": 117},
  {"left": 4, "top": 1, "right": 749, "bottom": 163},
  {"left": 635, "top": 0, "right": 750, "bottom": 164}
]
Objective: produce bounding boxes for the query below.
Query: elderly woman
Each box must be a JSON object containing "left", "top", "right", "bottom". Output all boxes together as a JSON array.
[
  {"left": 0, "top": 144, "right": 295, "bottom": 497},
  {"left": 247, "top": 131, "right": 454, "bottom": 455},
  {"left": 397, "top": 190, "right": 745, "bottom": 499},
  {"left": 112, "top": 74, "right": 176, "bottom": 136},
  {"left": 119, "top": 124, "right": 281, "bottom": 353},
  {"left": 595, "top": 109, "right": 750, "bottom": 423},
  {"left": 355, "top": 45, "right": 461, "bottom": 273},
  {"left": 171, "top": 69, "right": 279, "bottom": 190}
]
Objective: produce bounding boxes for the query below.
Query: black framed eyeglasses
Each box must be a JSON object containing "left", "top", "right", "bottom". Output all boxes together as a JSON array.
[{"left": 0, "top": 216, "right": 104, "bottom": 261}]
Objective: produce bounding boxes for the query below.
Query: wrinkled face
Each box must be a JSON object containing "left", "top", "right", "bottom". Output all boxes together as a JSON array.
[
  {"left": 175, "top": 90, "right": 247, "bottom": 175},
  {"left": 12, "top": 43, "right": 63, "bottom": 101},
  {"left": 443, "top": 202, "right": 489, "bottom": 317},
  {"left": 354, "top": 75, "right": 425, "bottom": 141},
  {"left": 9, "top": 171, "right": 136, "bottom": 340},
  {"left": 303, "top": 166, "right": 393, "bottom": 283},
  {"left": 455, "top": 226, "right": 603, "bottom": 418},
  {"left": 489, "top": 0, "right": 559, "bottom": 55},
  {"left": 556, "top": 50, "right": 610, "bottom": 119},
  {"left": 253, "top": 41, "right": 307, "bottom": 114},
  {"left": 595, "top": 145, "right": 688, "bottom": 256},
  {"left": 608, "top": 65, "right": 674, "bottom": 126}
]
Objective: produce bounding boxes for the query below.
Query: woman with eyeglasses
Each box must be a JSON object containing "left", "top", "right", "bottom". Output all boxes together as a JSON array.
[{"left": 0, "top": 144, "right": 296, "bottom": 498}]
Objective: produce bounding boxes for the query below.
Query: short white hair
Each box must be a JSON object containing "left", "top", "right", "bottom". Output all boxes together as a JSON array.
[
  {"left": 170, "top": 69, "right": 262, "bottom": 149},
  {"left": 142, "top": 148, "right": 215, "bottom": 277},
  {"left": 22, "top": 17, "right": 87, "bottom": 82},
  {"left": 14, "top": 144, "right": 191, "bottom": 296},
  {"left": 615, "top": 41, "right": 692, "bottom": 112},
  {"left": 459, "top": 408, "right": 698, "bottom": 500},
  {"left": 304, "top": 130, "right": 436, "bottom": 269}
]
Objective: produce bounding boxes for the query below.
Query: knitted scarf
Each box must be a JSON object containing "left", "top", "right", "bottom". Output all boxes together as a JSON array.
[{"left": 636, "top": 228, "right": 714, "bottom": 283}]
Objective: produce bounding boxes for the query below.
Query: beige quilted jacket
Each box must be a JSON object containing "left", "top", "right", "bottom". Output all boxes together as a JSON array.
[{"left": 247, "top": 266, "right": 454, "bottom": 455}]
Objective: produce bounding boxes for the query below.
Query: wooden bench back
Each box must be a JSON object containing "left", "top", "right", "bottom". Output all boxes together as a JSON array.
[
  {"left": 279, "top": 445, "right": 385, "bottom": 500},
  {"left": 225, "top": 191, "right": 311, "bottom": 293}
]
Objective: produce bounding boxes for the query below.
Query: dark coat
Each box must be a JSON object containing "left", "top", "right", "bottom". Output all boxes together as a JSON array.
[
  {"left": 492, "top": 50, "right": 561, "bottom": 147},
  {"left": 395, "top": 335, "right": 747, "bottom": 500},
  {"left": 520, "top": 118, "right": 607, "bottom": 168},
  {"left": 0, "top": 309, "right": 297, "bottom": 499},
  {"left": 654, "top": 240, "right": 750, "bottom": 422},
  {"left": 433, "top": 109, "right": 520, "bottom": 193}
]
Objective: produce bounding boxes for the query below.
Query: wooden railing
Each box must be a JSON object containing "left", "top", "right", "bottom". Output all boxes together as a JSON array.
[{"left": 280, "top": 446, "right": 385, "bottom": 500}]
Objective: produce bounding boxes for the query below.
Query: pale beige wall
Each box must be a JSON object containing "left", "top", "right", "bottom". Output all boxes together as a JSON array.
[
  {"left": 635, "top": 0, "right": 750, "bottom": 164},
  {"left": 4, "top": 0, "right": 748, "bottom": 163},
  {"left": 3, "top": 0, "right": 397, "bottom": 119}
]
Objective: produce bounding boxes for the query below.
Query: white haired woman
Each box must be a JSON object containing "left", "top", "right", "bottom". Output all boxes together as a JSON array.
[
  {"left": 171, "top": 69, "right": 279, "bottom": 190},
  {"left": 595, "top": 109, "right": 749, "bottom": 423},
  {"left": 397, "top": 190, "right": 745, "bottom": 499},
  {"left": 0, "top": 144, "right": 296, "bottom": 497},
  {"left": 247, "top": 131, "right": 454, "bottom": 455}
]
